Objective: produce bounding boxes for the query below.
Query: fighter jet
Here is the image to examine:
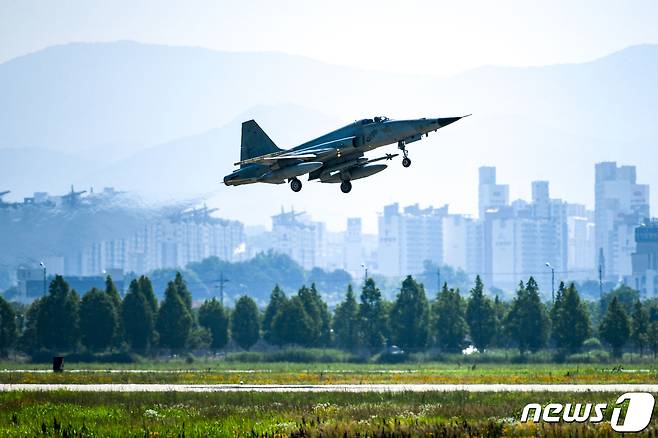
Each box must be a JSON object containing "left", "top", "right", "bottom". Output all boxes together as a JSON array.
[{"left": 223, "top": 115, "right": 468, "bottom": 193}]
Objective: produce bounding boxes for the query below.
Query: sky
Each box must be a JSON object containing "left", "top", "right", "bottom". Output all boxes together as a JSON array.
[
  {"left": 2, "top": 1, "right": 657, "bottom": 233},
  {"left": 2, "top": 0, "right": 658, "bottom": 76}
]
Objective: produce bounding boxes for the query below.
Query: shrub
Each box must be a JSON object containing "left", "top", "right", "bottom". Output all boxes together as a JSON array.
[
  {"left": 30, "top": 350, "right": 140, "bottom": 364},
  {"left": 566, "top": 349, "right": 610, "bottom": 363},
  {"left": 376, "top": 352, "right": 410, "bottom": 364},
  {"left": 226, "top": 348, "right": 359, "bottom": 363},
  {"left": 582, "top": 337, "right": 603, "bottom": 352}
]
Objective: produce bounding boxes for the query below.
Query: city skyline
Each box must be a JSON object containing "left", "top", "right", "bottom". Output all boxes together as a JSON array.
[
  {"left": 2, "top": 159, "right": 649, "bottom": 235},
  {"left": 5, "top": 161, "right": 652, "bottom": 301}
]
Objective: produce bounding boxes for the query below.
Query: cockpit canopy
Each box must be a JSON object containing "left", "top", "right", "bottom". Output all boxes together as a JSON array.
[{"left": 359, "top": 116, "right": 389, "bottom": 125}]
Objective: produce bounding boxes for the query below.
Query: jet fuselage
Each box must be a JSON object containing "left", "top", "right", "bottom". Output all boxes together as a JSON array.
[{"left": 223, "top": 115, "right": 465, "bottom": 193}]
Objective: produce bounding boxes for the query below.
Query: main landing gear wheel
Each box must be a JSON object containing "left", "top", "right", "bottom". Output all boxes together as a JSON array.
[
  {"left": 340, "top": 180, "right": 352, "bottom": 193},
  {"left": 290, "top": 178, "right": 302, "bottom": 192},
  {"left": 402, "top": 157, "right": 412, "bottom": 167}
]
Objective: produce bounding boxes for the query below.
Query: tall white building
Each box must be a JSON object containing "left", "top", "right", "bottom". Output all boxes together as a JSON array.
[
  {"left": 378, "top": 203, "right": 448, "bottom": 276},
  {"left": 343, "top": 218, "right": 364, "bottom": 278},
  {"left": 567, "top": 216, "right": 596, "bottom": 275},
  {"left": 482, "top": 179, "right": 567, "bottom": 292},
  {"left": 78, "top": 208, "right": 245, "bottom": 275},
  {"left": 485, "top": 212, "right": 565, "bottom": 291},
  {"left": 565, "top": 203, "right": 596, "bottom": 279},
  {"left": 628, "top": 219, "right": 658, "bottom": 297},
  {"left": 323, "top": 230, "right": 346, "bottom": 272},
  {"left": 478, "top": 166, "right": 509, "bottom": 219},
  {"left": 378, "top": 204, "right": 403, "bottom": 276},
  {"left": 270, "top": 208, "right": 323, "bottom": 270},
  {"left": 595, "top": 162, "right": 650, "bottom": 279},
  {"left": 531, "top": 181, "right": 551, "bottom": 218},
  {"left": 442, "top": 214, "right": 483, "bottom": 275}
]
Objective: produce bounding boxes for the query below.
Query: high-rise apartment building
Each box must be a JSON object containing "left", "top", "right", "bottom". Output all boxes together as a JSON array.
[
  {"left": 482, "top": 179, "right": 567, "bottom": 292},
  {"left": 270, "top": 208, "right": 323, "bottom": 270},
  {"left": 595, "top": 162, "right": 650, "bottom": 278},
  {"left": 77, "top": 208, "right": 245, "bottom": 275},
  {"left": 378, "top": 203, "right": 448, "bottom": 276},
  {"left": 478, "top": 166, "right": 509, "bottom": 219},
  {"left": 628, "top": 218, "right": 658, "bottom": 297},
  {"left": 442, "top": 214, "right": 483, "bottom": 275},
  {"left": 344, "top": 217, "right": 364, "bottom": 278}
]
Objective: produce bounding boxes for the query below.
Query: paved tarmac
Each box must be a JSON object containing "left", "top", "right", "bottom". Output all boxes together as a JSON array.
[{"left": 1, "top": 383, "right": 658, "bottom": 393}]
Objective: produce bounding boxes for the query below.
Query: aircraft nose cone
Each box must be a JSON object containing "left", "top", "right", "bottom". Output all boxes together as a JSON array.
[
  {"left": 416, "top": 115, "right": 467, "bottom": 134},
  {"left": 435, "top": 116, "right": 463, "bottom": 127}
]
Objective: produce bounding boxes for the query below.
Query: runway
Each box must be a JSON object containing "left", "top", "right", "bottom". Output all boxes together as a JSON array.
[{"left": 2, "top": 383, "right": 658, "bottom": 393}]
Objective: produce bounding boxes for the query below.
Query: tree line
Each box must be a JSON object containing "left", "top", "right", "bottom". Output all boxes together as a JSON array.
[{"left": 1, "top": 272, "right": 657, "bottom": 359}]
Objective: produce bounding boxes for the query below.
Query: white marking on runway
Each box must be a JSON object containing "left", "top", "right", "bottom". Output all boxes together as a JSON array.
[{"left": 1, "top": 384, "right": 658, "bottom": 393}]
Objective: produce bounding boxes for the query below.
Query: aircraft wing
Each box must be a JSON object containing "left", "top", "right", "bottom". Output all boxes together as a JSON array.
[
  {"left": 233, "top": 142, "right": 349, "bottom": 166},
  {"left": 263, "top": 148, "right": 335, "bottom": 160},
  {"left": 233, "top": 136, "right": 355, "bottom": 166},
  {"left": 234, "top": 151, "right": 329, "bottom": 166}
]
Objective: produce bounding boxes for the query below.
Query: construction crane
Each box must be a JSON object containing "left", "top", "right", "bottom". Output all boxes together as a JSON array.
[{"left": 61, "top": 185, "right": 87, "bottom": 207}]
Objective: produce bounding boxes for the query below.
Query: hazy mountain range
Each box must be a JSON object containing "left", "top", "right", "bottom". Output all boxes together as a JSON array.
[{"left": 1, "top": 41, "right": 656, "bottom": 230}]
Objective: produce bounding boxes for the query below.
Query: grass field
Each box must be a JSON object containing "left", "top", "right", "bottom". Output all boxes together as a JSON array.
[
  {"left": 1, "top": 390, "right": 655, "bottom": 437},
  {"left": 1, "top": 361, "right": 657, "bottom": 385},
  {"left": 2, "top": 361, "right": 656, "bottom": 436}
]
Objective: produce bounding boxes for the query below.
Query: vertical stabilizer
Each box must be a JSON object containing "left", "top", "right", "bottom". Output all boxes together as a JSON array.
[{"left": 241, "top": 120, "right": 282, "bottom": 165}]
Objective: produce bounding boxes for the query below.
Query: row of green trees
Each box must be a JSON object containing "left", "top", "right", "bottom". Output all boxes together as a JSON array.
[
  {"left": 1, "top": 272, "right": 657, "bottom": 358},
  {"left": 0, "top": 273, "right": 230, "bottom": 354},
  {"left": 328, "top": 276, "right": 658, "bottom": 358}
]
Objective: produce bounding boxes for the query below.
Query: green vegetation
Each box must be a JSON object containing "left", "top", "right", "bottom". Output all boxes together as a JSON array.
[
  {"left": 5, "top": 267, "right": 656, "bottom": 436},
  {"left": 198, "top": 298, "right": 229, "bottom": 351},
  {"left": 271, "top": 295, "right": 314, "bottom": 347},
  {"left": 4, "top": 271, "right": 658, "bottom": 363},
  {"left": 35, "top": 276, "right": 79, "bottom": 352},
  {"left": 390, "top": 276, "right": 430, "bottom": 351},
  {"left": 331, "top": 285, "right": 359, "bottom": 350},
  {"left": 157, "top": 280, "right": 194, "bottom": 350},
  {"left": 357, "top": 278, "right": 387, "bottom": 353},
  {"left": 631, "top": 299, "right": 651, "bottom": 355},
  {"left": 551, "top": 282, "right": 591, "bottom": 356},
  {"left": 0, "top": 391, "right": 656, "bottom": 437},
  {"left": 231, "top": 296, "right": 260, "bottom": 351},
  {"left": 600, "top": 297, "right": 631, "bottom": 357},
  {"left": 0, "top": 295, "right": 16, "bottom": 355},
  {"left": 466, "top": 276, "right": 496, "bottom": 352},
  {"left": 79, "top": 288, "right": 117, "bottom": 351},
  {"left": 1, "top": 361, "right": 657, "bottom": 385},
  {"left": 121, "top": 277, "right": 156, "bottom": 351},
  {"left": 187, "top": 252, "right": 351, "bottom": 301},
  {"left": 262, "top": 284, "right": 286, "bottom": 344},
  {"left": 433, "top": 283, "right": 468, "bottom": 353},
  {"left": 505, "top": 278, "right": 549, "bottom": 354}
]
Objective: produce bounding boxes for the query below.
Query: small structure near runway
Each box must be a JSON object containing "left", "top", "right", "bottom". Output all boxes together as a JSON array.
[{"left": 52, "top": 356, "right": 64, "bottom": 372}]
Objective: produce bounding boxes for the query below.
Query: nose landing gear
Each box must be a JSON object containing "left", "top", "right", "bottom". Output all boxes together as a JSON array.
[
  {"left": 290, "top": 178, "right": 302, "bottom": 192},
  {"left": 340, "top": 180, "right": 352, "bottom": 193},
  {"left": 398, "top": 141, "right": 411, "bottom": 167}
]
